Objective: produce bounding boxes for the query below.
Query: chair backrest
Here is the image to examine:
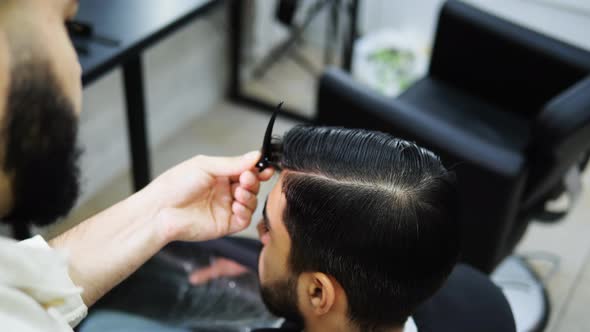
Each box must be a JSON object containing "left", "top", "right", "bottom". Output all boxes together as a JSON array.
[
  {"left": 430, "top": 0, "right": 590, "bottom": 118},
  {"left": 413, "top": 264, "right": 516, "bottom": 332},
  {"left": 524, "top": 75, "right": 590, "bottom": 210}
]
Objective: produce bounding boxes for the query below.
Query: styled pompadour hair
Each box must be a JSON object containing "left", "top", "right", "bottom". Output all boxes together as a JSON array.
[{"left": 277, "top": 126, "right": 461, "bottom": 331}]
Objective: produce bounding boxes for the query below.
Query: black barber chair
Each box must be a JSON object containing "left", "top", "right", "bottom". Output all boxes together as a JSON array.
[{"left": 316, "top": 0, "right": 590, "bottom": 330}]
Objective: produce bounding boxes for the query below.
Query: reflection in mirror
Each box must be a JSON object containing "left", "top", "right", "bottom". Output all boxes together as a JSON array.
[{"left": 232, "top": 0, "right": 358, "bottom": 120}]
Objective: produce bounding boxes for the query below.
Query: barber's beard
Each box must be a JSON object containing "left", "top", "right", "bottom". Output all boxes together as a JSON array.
[
  {"left": 1, "top": 64, "right": 81, "bottom": 227},
  {"left": 260, "top": 275, "right": 304, "bottom": 326}
]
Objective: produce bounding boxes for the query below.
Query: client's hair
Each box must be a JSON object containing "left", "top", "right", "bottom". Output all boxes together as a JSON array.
[{"left": 278, "top": 126, "right": 461, "bottom": 331}]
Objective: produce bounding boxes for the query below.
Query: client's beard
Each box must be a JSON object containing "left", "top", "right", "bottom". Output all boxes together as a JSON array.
[
  {"left": 260, "top": 275, "right": 304, "bottom": 327},
  {"left": 1, "top": 62, "right": 81, "bottom": 227}
]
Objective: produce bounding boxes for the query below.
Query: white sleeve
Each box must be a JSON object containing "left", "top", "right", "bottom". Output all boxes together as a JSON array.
[
  {"left": 404, "top": 316, "right": 418, "bottom": 332},
  {"left": 0, "top": 284, "right": 63, "bottom": 332},
  {"left": 19, "top": 235, "right": 88, "bottom": 328}
]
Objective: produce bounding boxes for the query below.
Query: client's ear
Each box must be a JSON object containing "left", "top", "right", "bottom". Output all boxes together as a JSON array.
[{"left": 299, "top": 272, "right": 336, "bottom": 316}]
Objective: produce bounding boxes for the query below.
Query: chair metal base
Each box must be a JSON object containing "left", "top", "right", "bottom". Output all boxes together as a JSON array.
[{"left": 492, "top": 256, "right": 550, "bottom": 332}]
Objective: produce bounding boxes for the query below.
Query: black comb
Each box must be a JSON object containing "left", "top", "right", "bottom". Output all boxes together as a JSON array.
[{"left": 256, "top": 102, "right": 283, "bottom": 171}]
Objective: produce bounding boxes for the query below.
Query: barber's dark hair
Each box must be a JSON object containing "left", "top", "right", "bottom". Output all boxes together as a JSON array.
[{"left": 278, "top": 126, "right": 460, "bottom": 331}]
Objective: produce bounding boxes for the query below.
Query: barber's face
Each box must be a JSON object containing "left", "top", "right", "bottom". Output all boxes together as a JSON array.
[
  {"left": 256, "top": 174, "right": 304, "bottom": 324},
  {"left": 3, "top": 0, "right": 83, "bottom": 114},
  {"left": 30, "top": 0, "right": 82, "bottom": 114},
  {"left": 0, "top": 0, "right": 83, "bottom": 227}
]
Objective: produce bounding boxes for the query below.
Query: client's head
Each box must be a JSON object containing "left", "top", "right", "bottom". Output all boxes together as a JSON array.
[{"left": 256, "top": 126, "right": 461, "bottom": 332}]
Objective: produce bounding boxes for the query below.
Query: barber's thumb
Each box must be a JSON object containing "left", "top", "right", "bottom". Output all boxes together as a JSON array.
[{"left": 198, "top": 151, "right": 260, "bottom": 176}]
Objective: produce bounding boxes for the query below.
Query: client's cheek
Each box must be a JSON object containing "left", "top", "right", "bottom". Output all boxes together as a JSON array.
[
  {"left": 258, "top": 251, "right": 265, "bottom": 277},
  {"left": 256, "top": 220, "right": 264, "bottom": 236},
  {"left": 256, "top": 221, "right": 271, "bottom": 245}
]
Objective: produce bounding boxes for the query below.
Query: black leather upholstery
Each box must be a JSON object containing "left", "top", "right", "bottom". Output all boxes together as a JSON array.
[
  {"left": 316, "top": 0, "right": 590, "bottom": 272},
  {"left": 413, "top": 265, "right": 516, "bottom": 332},
  {"left": 430, "top": 0, "right": 590, "bottom": 117},
  {"left": 399, "top": 77, "right": 531, "bottom": 152},
  {"left": 526, "top": 75, "right": 590, "bottom": 209}
]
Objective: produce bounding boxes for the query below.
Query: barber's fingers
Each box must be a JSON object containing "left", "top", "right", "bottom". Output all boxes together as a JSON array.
[
  {"left": 229, "top": 206, "right": 252, "bottom": 234},
  {"left": 231, "top": 168, "right": 270, "bottom": 216},
  {"left": 232, "top": 201, "right": 253, "bottom": 219},
  {"left": 189, "top": 265, "right": 219, "bottom": 285},
  {"left": 189, "top": 258, "right": 249, "bottom": 285},
  {"left": 230, "top": 183, "right": 258, "bottom": 234},
  {"left": 239, "top": 171, "right": 261, "bottom": 194},
  {"left": 193, "top": 151, "right": 261, "bottom": 177},
  {"left": 258, "top": 167, "right": 275, "bottom": 181},
  {"left": 65, "top": 1, "right": 80, "bottom": 19},
  {"left": 234, "top": 186, "right": 258, "bottom": 211},
  {"left": 232, "top": 183, "right": 256, "bottom": 211},
  {"left": 230, "top": 166, "right": 276, "bottom": 183}
]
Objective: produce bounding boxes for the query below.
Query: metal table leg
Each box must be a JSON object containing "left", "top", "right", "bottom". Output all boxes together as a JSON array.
[
  {"left": 122, "top": 55, "right": 151, "bottom": 192},
  {"left": 343, "top": 0, "right": 358, "bottom": 71}
]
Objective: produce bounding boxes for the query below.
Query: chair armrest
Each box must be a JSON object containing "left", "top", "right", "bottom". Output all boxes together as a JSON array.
[
  {"left": 537, "top": 75, "right": 590, "bottom": 157},
  {"left": 430, "top": 1, "right": 590, "bottom": 116},
  {"left": 523, "top": 75, "right": 590, "bottom": 208},
  {"left": 317, "top": 68, "right": 525, "bottom": 178}
]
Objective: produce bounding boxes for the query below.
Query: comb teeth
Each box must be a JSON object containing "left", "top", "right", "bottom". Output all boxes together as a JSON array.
[{"left": 256, "top": 102, "right": 283, "bottom": 171}]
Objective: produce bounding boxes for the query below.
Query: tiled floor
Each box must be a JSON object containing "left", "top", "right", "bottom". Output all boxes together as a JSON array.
[{"left": 518, "top": 167, "right": 590, "bottom": 332}]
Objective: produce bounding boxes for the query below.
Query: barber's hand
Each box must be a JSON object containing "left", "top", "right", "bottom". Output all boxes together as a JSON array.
[
  {"left": 142, "top": 151, "right": 274, "bottom": 243},
  {"left": 189, "top": 258, "right": 249, "bottom": 285}
]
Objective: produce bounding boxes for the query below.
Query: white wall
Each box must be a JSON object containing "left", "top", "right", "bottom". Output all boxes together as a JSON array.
[
  {"left": 359, "top": 0, "right": 590, "bottom": 51},
  {"left": 360, "top": 0, "right": 444, "bottom": 47},
  {"left": 466, "top": 0, "right": 590, "bottom": 50}
]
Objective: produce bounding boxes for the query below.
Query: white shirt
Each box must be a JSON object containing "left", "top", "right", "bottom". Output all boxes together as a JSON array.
[
  {"left": 405, "top": 317, "right": 418, "bottom": 332},
  {"left": 0, "top": 235, "right": 87, "bottom": 331}
]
